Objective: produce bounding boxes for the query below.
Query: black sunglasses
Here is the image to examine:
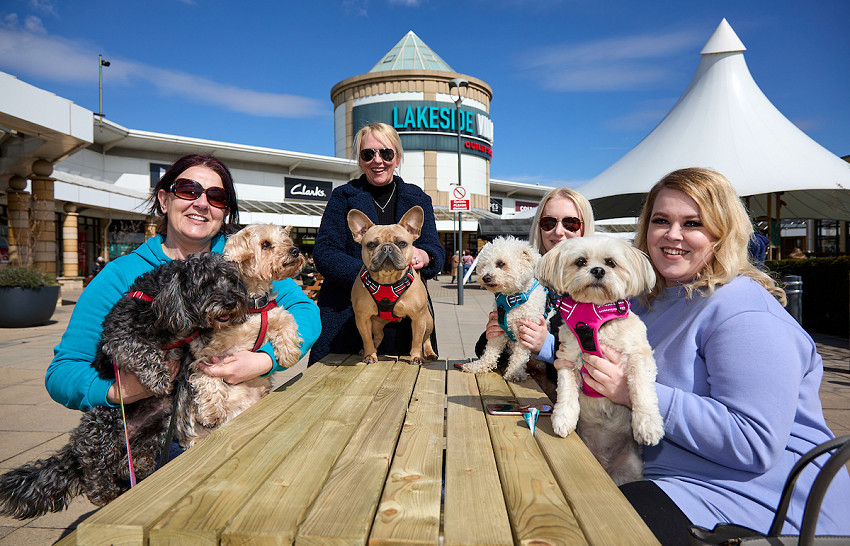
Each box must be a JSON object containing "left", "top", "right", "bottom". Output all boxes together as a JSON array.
[
  {"left": 359, "top": 148, "right": 395, "bottom": 162},
  {"left": 169, "top": 178, "right": 228, "bottom": 209},
  {"left": 539, "top": 216, "right": 582, "bottom": 233}
]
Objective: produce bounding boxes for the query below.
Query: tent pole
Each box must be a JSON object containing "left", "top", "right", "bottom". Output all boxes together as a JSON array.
[{"left": 767, "top": 194, "right": 773, "bottom": 260}]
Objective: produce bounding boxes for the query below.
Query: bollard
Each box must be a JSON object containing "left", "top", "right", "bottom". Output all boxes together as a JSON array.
[{"left": 784, "top": 275, "right": 803, "bottom": 325}]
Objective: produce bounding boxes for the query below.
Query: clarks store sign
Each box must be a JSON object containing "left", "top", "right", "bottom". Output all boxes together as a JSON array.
[
  {"left": 285, "top": 177, "right": 332, "bottom": 202},
  {"left": 352, "top": 100, "right": 494, "bottom": 160}
]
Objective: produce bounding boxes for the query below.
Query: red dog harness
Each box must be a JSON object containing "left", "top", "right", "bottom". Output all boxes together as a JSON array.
[
  {"left": 248, "top": 294, "right": 278, "bottom": 352},
  {"left": 556, "top": 296, "right": 630, "bottom": 398},
  {"left": 125, "top": 291, "right": 199, "bottom": 348},
  {"left": 359, "top": 266, "right": 416, "bottom": 322}
]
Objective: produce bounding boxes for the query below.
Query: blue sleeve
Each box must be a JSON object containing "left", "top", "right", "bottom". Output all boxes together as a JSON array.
[
  {"left": 657, "top": 310, "right": 806, "bottom": 472},
  {"left": 45, "top": 263, "right": 132, "bottom": 411},
  {"left": 260, "top": 278, "right": 321, "bottom": 372},
  {"left": 535, "top": 333, "right": 556, "bottom": 364}
]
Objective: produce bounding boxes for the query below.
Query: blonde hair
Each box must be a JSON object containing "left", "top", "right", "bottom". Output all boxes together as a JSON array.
[
  {"left": 528, "top": 187, "right": 595, "bottom": 255},
  {"left": 634, "top": 167, "right": 786, "bottom": 304},
  {"left": 352, "top": 123, "right": 404, "bottom": 169}
]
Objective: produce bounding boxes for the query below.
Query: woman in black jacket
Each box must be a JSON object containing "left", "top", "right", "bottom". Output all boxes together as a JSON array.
[{"left": 309, "top": 123, "right": 445, "bottom": 365}]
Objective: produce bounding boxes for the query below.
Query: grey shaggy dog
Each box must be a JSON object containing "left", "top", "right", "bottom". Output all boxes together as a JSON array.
[{"left": 0, "top": 253, "right": 248, "bottom": 520}]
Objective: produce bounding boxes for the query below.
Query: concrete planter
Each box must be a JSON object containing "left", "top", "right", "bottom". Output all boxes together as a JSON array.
[{"left": 0, "top": 285, "right": 60, "bottom": 327}]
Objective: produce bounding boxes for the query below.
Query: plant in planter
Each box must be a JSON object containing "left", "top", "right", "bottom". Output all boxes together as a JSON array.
[
  {"left": 0, "top": 266, "right": 61, "bottom": 327},
  {"left": 0, "top": 189, "right": 61, "bottom": 327}
]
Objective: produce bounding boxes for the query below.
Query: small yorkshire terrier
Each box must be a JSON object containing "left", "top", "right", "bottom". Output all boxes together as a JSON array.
[
  {"left": 462, "top": 236, "right": 547, "bottom": 382},
  {"left": 179, "top": 224, "right": 304, "bottom": 448},
  {"left": 536, "top": 235, "right": 664, "bottom": 484}
]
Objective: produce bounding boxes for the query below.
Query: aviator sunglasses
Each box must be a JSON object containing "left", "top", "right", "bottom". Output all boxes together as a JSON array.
[
  {"left": 359, "top": 148, "right": 395, "bottom": 162},
  {"left": 539, "top": 216, "right": 582, "bottom": 233},
  {"left": 169, "top": 178, "right": 228, "bottom": 209}
]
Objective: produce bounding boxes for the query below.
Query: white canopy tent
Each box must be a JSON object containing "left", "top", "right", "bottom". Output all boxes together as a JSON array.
[{"left": 579, "top": 19, "right": 850, "bottom": 221}]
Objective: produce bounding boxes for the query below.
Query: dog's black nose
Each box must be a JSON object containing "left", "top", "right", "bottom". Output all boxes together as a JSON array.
[
  {"left": 482, "top": 274, "right": 492, "bottom": 283},
  {"left": 590, "top": 267, "right": 605, "bottom": 279},
  {"left": 289, "top": 247, "right": 300, "bottom": 258}
]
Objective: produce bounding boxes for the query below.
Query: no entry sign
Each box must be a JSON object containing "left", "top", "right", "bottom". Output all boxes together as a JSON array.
[{"left": 450, "top": 185, "right": 470, "bottom": 211}]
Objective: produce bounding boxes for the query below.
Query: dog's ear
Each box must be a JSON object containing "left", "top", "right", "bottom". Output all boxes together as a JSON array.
[
  {"left": 282, "top": 225, "right": 293, "bottom": 236},
  {"left": 522, "top": 245, "right": 540, "bottom": 268},
  {"left": 622, "top": 244, "right": 657, "bottom": 296},
  {"left": 153, "top": 269, "right": 194, "bottom": 334},
  {"left": 347, "top": 209, "right": 374, "bottom": 244},
  {"left": 224, "top": 235, "right": 255, "bottom": 265},
  {"left": 535, "top": 248, "right": 563, "bottom": 293},
  {"left": 398, "top": 206, "right": 424, "bottom": 240}
]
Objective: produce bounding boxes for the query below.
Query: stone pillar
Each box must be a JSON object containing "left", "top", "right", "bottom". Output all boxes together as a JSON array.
[
  {"left": 62, "top": 203, "right": 79, "bottom": 277},
  {"left": 100, "top": 218, "right": 111, "bottom": 261},
  {"left": 30, "top": 159, "right": 57, "bottom": 276},
  {"left": 6, "top": 175, "right": 30, "bottom": 266}
]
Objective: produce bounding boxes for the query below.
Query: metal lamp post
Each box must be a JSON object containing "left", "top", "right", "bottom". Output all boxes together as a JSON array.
[
  {"left": 98, "top": 54, "right": 110, "bottom": 118},
  {"left": 449, "top": 77, "right": 469, "bottom": 305}
]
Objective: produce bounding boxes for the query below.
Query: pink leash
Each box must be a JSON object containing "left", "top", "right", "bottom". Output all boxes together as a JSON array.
[{"left": 113, "top": 358, "right": 137, "bottom": 487}]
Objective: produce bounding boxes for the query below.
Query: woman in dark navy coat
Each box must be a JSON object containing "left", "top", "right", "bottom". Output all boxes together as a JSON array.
[{"left": 309, "top": 123, "right": 445, "bottom": 365}]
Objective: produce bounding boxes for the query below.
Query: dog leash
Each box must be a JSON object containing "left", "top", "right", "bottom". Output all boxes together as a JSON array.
[
  {"left": 112, "top": 358, "right": 137, "bottom": 487},
  {"left": 156, "top": 382, "right": 181, "bottom": 469}
]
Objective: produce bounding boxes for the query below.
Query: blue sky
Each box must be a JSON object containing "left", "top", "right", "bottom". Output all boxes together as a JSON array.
[{"left": 1, "top": 0, "right": 847, "bottom": 188}]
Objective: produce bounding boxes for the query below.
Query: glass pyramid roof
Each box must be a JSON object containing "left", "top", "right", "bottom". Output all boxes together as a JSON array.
[{"left": 369, "top": 31, "right": 455, "bottom": 73}]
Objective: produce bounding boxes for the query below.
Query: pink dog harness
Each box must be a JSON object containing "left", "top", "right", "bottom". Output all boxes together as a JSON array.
[
  {"left": 556, "top": 296, "right": 630, "bottom": 397},
  {"left": 359, "top": 265, "right": 416, "bottom": 322}
]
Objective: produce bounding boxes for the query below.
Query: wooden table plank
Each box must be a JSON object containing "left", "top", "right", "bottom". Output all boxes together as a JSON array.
[
  {"left": 370, "top": 361, "right": 446, "bottom": 545},
  {"left": 478, "top": 373, "right": 588, "bottom": 545},
  {"left": 221, "top": 358, "right": 398, "bottom": 545},
  {"left": 76, "top": 361, "right": 340, "bottom": 546},
  {"left": 509, "top": 379, "right": 660, "bottom": 545},
  {"left": 149, "top": 361, "right": 375, "bottom": 544},
  {"left": 444, "top": 368, "right": 513, "bottom": 546},
  {"left": 296, "top": 359, "right": 420, "bottom": 546}
]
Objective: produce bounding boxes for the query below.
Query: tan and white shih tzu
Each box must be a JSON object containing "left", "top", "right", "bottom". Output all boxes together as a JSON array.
[
  {"left": 462, "top": 236, "right": 547, "bottom": 382},
  {"left": 535, "top": 235, "right": 664, "bottom": 484}
]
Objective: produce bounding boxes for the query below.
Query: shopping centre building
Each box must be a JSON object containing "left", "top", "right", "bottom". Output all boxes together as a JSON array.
[{"left": 0, "top": 32, "right": 554, "bottom": 288}]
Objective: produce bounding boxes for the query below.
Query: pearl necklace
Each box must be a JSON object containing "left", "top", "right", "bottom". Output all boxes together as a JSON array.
[{"left": 372, "top": 181, "right": 396, "bottom": 213}]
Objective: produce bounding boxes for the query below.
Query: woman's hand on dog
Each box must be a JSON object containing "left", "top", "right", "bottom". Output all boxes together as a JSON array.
[
  {"left": 484, "top": 312, "right": 505, "bottom": 340},
  {"left": 580, "top": 345, "right": 632, "bottom": 408},
  {"left": 411, "top": 247, "right": 430, "bottom": 270},
  {"left": 107, "top": 360, "right": 180, "bottom": 405},
  {"left": 195, "top": 351, "right": 273, "bottom": 385},
  {"left": 554, "top": 343, "right": 632, "bottom": 408},
  {"left": 518, "top": 316, "right": 548, "bottom": 353}
]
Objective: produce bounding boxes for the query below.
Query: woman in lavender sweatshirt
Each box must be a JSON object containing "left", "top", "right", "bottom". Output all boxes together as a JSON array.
[{"left": 559, "top": 168, "right": 850, "bottom": 544}]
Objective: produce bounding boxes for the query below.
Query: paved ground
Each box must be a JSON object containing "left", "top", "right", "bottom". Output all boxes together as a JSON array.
[{"left": 1, "top": 279, "right": 848, "bottom": 544}]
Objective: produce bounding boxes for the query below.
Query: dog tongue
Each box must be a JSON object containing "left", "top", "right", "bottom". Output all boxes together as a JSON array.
[{"left": 217, "top": 314, "right": 231, "bottom": 322}]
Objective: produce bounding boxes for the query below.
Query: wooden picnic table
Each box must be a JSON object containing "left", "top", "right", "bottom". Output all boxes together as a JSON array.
[{"left": 70, "top": 355, "right": 659, "bottom": 545}]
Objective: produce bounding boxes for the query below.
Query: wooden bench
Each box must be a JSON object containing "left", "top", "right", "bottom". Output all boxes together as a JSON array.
[
  {"left": 71, "top": 356, "right": 658, "bottom": 545},
  {"left": 301, "top": 273, "right": 322, "bottom": 300}
]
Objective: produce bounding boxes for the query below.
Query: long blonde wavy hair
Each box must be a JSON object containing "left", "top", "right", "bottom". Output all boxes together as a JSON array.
[
  {"left": 528, "top": 187, "right": 596, "bottom": 255},
  {"left": 633, "top": 168, "right": 786, "bottom": 305}
]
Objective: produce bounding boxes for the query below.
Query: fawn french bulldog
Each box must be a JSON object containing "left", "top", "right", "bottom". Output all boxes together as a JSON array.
[{"left": 347, "top": 206, "right": 437, "bottom": 365}]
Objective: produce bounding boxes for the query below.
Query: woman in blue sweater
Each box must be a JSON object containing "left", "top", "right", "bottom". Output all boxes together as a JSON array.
[
  {"left": 46, "top": 154, "right": 320, "bottom": 416},
  {"left": 559, "top": 168, "right": 850, "bottom": 544}
]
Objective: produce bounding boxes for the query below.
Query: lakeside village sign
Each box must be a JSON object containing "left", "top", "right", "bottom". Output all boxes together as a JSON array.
[{"left": 352, "top": 100, "right": 494, "bottom": 159}]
